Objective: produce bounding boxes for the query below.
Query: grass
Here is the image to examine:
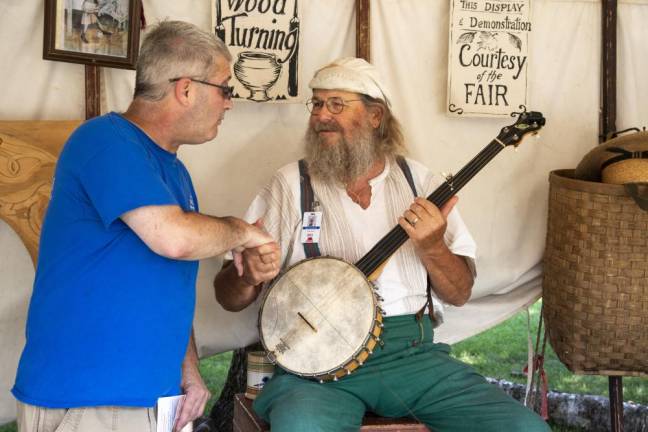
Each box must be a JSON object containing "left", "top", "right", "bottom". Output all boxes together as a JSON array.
[
  {"left": 452, "top": 300, "right": 647, "bottom": 432},
  {"left": 2, "top": 300, "right": 645, "bottom": 432},
  {"left": 452, "top": 300, "right": 647, "bottom": 406},
  {"left": 199, "top": 350, "right": 233, "bottom": 413},
  {"left": 0, "top": 422, "right": 13, "bottom": 432}
]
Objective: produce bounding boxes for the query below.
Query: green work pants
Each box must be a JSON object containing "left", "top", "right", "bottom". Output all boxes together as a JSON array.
[{"left": 253, "top": 314, "right": 550, "bottom": 432}]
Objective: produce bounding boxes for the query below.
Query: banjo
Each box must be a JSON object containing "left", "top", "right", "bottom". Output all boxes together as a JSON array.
[{"left": 259, "top": 111, "right": 546, "bottom": 382}]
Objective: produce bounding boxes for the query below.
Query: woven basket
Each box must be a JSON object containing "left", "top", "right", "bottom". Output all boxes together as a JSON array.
[{"left": 543, "top": 169, "right": 648, "bottom": 377}]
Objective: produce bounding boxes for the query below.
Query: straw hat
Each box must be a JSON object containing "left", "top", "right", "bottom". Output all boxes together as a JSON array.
[{"left": 574, "top": 130, "right": 648, "bottom": 184}]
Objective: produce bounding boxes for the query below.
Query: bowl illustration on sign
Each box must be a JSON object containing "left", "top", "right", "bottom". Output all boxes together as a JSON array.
[{"left": 234, "top": 51, "right": 283, "bottom": 102}]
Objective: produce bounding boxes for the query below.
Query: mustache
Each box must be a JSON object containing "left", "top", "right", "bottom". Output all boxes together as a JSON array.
[{"left": 313, "top": 121, "right": 341, "bottom": 133}]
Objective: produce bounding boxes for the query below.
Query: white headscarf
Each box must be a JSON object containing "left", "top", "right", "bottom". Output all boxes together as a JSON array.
[{"left": 308, "top": 57, "right": 392, "bottom": 107}]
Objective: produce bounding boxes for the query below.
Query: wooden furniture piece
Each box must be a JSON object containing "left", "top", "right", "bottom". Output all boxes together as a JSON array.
[
  {"left": 233, "top": 393, "right": 430, "bottom": 432},
  {"left": 0, "top": 121, "right": 80, "bottom": 265}
]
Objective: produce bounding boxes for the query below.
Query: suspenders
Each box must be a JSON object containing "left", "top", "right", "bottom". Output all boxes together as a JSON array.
[
  {"left": 297, "top": 157, "right": 437, "bottom": 323},
  {"left": 298, "top": 159, "right": 322, "bottom": 258},
  {"left": 394, "top": 158, "right": 437, "bottom": 323},
  {"left": 395, "top": 156, "right": 418, "bottom": 199}
]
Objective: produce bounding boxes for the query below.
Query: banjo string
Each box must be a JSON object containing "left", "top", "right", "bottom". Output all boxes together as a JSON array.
[
  {"left": 356, "top": 143, "right": 501, "bottom": 276},
  {"left": 283, "top": 270, "right": 356, "bottom": 349}
]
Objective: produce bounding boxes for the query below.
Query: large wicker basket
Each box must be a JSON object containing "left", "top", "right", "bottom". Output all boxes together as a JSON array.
[{"left": 543, "top": 169, "right": 648, "bottom": 377}]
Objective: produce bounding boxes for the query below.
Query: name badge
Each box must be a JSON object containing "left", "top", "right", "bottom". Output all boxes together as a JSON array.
[{"left": 300, "top": 211, "right": 322, "bottom": 244}]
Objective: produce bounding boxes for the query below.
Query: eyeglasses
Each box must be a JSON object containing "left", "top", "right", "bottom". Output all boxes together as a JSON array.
[
  {"left": 169, "top": 77, "right": 234, "bottom": 100},
  {"left": 306, "top": 97, "right": 362, "bottom": 115}
]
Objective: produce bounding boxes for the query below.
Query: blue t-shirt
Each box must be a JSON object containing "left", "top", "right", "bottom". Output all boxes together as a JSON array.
[{"left": 12, "top": 113, "right": 199, "bottom": 408}]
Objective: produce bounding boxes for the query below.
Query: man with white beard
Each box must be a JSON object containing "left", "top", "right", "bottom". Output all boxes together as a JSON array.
[{"left": 213, "top": 57, "right": 549, "bottom": 432}]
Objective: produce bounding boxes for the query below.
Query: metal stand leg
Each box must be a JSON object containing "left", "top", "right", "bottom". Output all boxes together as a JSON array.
[{"left": 609, "top": 376, "right": 623, "bottom": 432}]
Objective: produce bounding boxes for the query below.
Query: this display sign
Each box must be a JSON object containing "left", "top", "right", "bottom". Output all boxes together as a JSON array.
[
  {"left": 212, "top": 0, "right": 301, "bottom": 103},
  {"left": 447, "top": 0, "right": 532, "bottom": 117}
]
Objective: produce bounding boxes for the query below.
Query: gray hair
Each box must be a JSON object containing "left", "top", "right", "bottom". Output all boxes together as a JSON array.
[
  {"left": 360, "top": 94, "right": 406, "bottom": 157},
  {"left": 134, "top": 21, "right": 232, "bottom": 101}
]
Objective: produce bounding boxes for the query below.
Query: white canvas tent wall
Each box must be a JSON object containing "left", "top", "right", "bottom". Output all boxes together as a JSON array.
[{"left": 1, "top": 0, "right": 647, "bottom": 425}]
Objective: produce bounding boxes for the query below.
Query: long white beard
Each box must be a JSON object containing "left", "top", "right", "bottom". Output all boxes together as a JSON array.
[{"left": 304, "top": 121, "right": 379, "bottom": 184}]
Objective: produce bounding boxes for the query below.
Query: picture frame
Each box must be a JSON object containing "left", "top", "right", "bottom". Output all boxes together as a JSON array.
[{"left": 43, "top": 0, "right": 141, "bottom": 70}]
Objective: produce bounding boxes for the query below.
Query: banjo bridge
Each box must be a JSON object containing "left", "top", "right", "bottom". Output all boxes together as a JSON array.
[{"left": 297, "top": 311, "right": 318, "bottom": 332}]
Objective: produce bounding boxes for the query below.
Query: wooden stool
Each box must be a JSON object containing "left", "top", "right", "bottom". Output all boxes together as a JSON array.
[{"left": 233, "top": 393, "right": 430, "bottom": 431}]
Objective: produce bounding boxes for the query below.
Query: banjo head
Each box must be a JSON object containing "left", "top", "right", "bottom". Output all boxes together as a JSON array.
[{"left": 259, "top": 256, "right": 379, "bottom": 377}]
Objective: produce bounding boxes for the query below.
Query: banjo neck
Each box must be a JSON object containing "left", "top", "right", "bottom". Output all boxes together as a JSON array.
[
  {"left": 354, "top": 139, "right": 504, "bottom": 278},
  {"left": 354, "top": 111, "right": 546, "bottom": 279}
]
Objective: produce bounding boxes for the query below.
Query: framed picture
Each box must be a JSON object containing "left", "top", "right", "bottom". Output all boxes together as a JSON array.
[{"left": 43, "top": 0, "right": 141, "bottom": 69}]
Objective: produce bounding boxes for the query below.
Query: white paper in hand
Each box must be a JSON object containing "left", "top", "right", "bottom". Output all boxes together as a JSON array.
[{"left": 157, "top": 395, "right": 193, "bottom": 432}]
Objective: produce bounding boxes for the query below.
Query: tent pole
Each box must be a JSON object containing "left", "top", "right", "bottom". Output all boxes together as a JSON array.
[
  {"left": 356, "top": 0, "right": 370, "bottom": 61},
  {"left": 600, "top": 0, "right": 617, "bottom": 143},
  {"left": 601, "top": 2, "right": 623, "bottom": 431},
  {"left": 85, "top": 64, "right": 101, "bottom": 120},
  {"left": 609, "top": 376, "right": 624, "bottom": 432}
]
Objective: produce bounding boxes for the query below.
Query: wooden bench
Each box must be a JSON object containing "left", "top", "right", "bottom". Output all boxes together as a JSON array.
[{"left": 233, "top": 393, "right": 430, "bottom": 432}]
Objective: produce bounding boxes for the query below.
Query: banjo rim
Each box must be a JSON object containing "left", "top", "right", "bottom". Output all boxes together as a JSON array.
[{"left": 258, "top": 256, "right": 383, "bottom": 380}]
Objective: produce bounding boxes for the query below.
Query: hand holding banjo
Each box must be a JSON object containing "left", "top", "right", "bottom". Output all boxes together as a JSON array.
[{"left": 399, "top": 195, "right": 459, "bottom": 253}]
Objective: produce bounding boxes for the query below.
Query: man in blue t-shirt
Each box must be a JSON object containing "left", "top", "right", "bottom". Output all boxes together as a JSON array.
[{"left": 12, "top": 21, "right": 279, "bottom": 432}]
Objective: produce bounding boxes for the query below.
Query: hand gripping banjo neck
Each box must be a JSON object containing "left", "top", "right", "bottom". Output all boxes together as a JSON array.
[{"left": 356, "top": 111, "right": 546, "bottom": 280}]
